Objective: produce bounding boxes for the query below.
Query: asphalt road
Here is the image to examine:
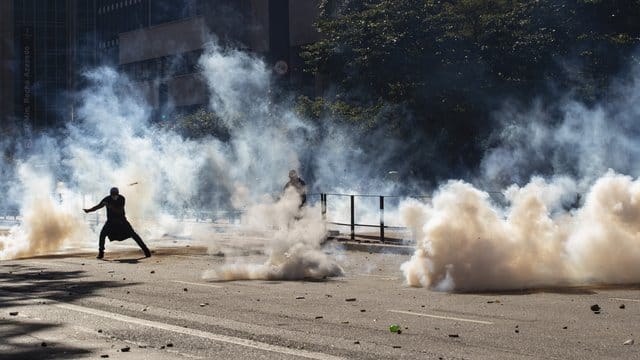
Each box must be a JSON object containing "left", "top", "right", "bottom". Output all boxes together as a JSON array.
[{"left": 2, "top": 237, "right": 640, "bottom": 359}]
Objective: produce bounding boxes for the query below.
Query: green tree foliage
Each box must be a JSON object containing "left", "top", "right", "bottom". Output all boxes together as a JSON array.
[{"left": 300, "top": 0, "right": 640, "bottom": 176}]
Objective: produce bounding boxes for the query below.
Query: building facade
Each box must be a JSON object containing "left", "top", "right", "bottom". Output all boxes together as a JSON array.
[{"left": 0, "top": 0, "right": 320, "bottom": 132}]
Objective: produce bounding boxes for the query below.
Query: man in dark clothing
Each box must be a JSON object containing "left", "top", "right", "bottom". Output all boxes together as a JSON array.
[
  {"left": 83, "top": 187, "right": 151, "bottom": 259},
  {"left": 283, "top": 169, "right": 307, "bottom": 207}
]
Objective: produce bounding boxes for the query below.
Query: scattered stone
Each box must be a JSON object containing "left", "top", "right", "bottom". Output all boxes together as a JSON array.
[
  {"left": 81, "top": 263, "right": 85, "bottom": 266},
  {"left": 160, "top": 346, "right": 165, "bottom": 349},
  {"left": 121, "top": 346, "right": 130, "bottom": 352},
  {"left": 98, "top": 329, "right": 103, "bottom": 333},
  {"left": 392, "top": 345, "right": 402, "bottom": 348},
  {"left": 41, "top": 342, "right": 47, "bottom": 347},
  {"left": 325, "top": 294, "right": 333, "bottom": 298},
  {"left": 421, "top": 305, "right": 425, "bottom": 308},
  {"left": 562, "top": 326, "right": 568, "bottom": 330},
  {"left": 166, "top": 343, "right": 174, "bottom": 347},
  {"left": 594, "top": 311, "right": 601, "bottom": 315},
  {"left": 345, "top": 298, "right": 357, "bottom": 302},
  {"left": 515, "top": 329, "right": 520, "bottom": 334},
  {"left": 150, "top": 270, "right": 155, "bottom": 274},
  {"left": 341, "top": 321, "right": 349, "bottom": 324},
  {"left": 624, "top": 339, "right": 634, "bottom": 345},
  {"left": 9, "top": 312, "right": 18, "bottom": 316},
  {"left": 142, "top": 308, "right": 147, "bottom": 312},
  {"left": 620, "top": 304, "right": 626, "bottom": 309},
  {"left": 296, "top": 296, "right": 305, "bottom": 300},
  {"left": 590, "top": 304, "right": 601, "bottom": 312},
  {"left": 487, "top": 300, "right": 500, "bottom": 304},
  {"left": 360, "top": 309, "right": 366, "bottom": 312},
  {"left": 122, "top": 278, "right": 126, "bottom": 281},
  {"left": 100, "top": 355, "right": 109, "bottom": 358},
  {"left": 448, "top": 334, "right": 459, "bottom": 338},
  {"left": 315, "top": 316, "right": 324, "bottom": 319},
  {"left": 199, "top": 303, "right": 206, "bottom": 307},
  {"left": 354, "top": 341, "right": 360, "bottom": 345},
  {"left": 126, "top": 291, "right": 130, "bottom": 294},
  {"left": 108, "top": 270, "right": 115, "bottom": 273}
]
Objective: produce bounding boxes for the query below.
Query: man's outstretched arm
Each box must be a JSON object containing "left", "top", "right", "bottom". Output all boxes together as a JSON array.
[{"left": 83, "top": 202, "right": 105, "bottom": 213}]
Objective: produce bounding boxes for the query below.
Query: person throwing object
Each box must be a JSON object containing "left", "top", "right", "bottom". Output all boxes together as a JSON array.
[{"left": 83, "top": 187, "right": 151, "bottom": 259}]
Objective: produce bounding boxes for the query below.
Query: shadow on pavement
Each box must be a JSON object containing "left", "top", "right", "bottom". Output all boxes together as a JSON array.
[{"left": 0, "top": 263, "right": 130, "bottom": 359}]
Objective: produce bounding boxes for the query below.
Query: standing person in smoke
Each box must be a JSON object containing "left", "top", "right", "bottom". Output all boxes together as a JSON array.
[
  {"left": 284, "top": 169, "right": 307, "bottom": 208},
  {"left": 83, "top": 187, "right": 151, "bottom": 259}
]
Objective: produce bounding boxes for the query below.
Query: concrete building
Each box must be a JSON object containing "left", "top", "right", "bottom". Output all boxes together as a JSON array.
[{"left": 0, "top": 0, "right": 321, "bottom": 131}]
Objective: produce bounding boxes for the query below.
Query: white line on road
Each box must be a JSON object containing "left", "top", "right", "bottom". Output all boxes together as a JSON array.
[
  {"left": 610, "top": 297, "right": 640, "bottom": 303},
  {"left": 55, "top": 303, "right": 344, "bottom": 360},
  {"left": 171, "top": 280, "right": 224, "bottom": 289},
  {"left": 355, "top": 274, "right": 399, "bottom": 280},
  {"left": 388, "top": 309, "right": 494, "bottom": 325}
]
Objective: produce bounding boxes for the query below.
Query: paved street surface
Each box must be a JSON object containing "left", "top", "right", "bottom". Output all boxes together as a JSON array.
[{"left": 2, "top": 235, "right": 640, "bottom": 359}]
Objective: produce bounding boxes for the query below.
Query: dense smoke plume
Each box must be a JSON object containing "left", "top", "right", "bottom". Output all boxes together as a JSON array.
[{"left": 401, "top": 63, "right": 640, "bottom": 292}]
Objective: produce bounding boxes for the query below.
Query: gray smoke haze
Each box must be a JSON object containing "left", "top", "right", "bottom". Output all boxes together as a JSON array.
[
  {"left": 0, "top": 39, "right": 381, "bottom": 280},
  {"left": 401, "top": 62, "right": 640, "bottom": 292}
]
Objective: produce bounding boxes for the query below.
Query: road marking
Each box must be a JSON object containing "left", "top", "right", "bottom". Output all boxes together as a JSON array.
[
  {"left": 610, "top": 297, "right": 640, "bottom": 303},
  {"left": 171, "top": 280, "right": 224, "bottom": 289},
  {"left": 55, "top": 303, "right": 344, "bottom": 360},
  {"left": 356, "top": 274, "right": 398, "bottom": 280},
  {"left": 388, "top": 309, "right": 493, "bottom": 325}
]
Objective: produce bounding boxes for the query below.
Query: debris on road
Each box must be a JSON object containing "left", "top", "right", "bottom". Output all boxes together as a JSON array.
[
  {"left": 100, "top": 355, "right": 109, "bottom": 358},
  {"left": 166, "top": 343, "right": 174, "bottom": 347},
  {"left": 315, "top": 316, "right": 324, "bottom": 319},
  {"left": 354, "top": 341, "right": 360, "bottom": 345},
  {"left": 183, "top": 288, "right": 188, "bottom": 292},
  {"left": 41, "top": 342, "right": 47, "bottom": 347},
  {"left": 150, "top": 270, "right": 155, "bottom": 274},
  {"left": 448, "top": 334, "right": 459, "bottom": 338},
  {"left": 296, "top": 296, "right": 305, "bottom": 300},
  {"left": 624, "top": 339, "right": 634, "bottom": 345},
  {"left": 562, "top": 326, "right": 568, "bottom": 330},
  {"left": 121, "top": 346, "right": 130, "bottom": 352},
  {"left": 345, "top": 298, "right": 357, "bottom": 302},
  {"left": 620, "top": 304, "right": 626, "bottom": 309},
  {"left": 199, "top": 303, "right": 206, "bottom": 307},
  {"left": 590, "top": 304, "right": 601, "bottom": 312},
  {"left": 9, "top": 312, "right": 18, "bottom": 316},
  {"left": 389, "top": 324, "right": 401, "bottom": 333}
]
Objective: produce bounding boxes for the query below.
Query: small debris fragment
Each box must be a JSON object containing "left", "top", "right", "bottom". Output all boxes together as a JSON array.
[
  {"left": 325, "top": 294, "right": 333, "bottom": 298},
  {"left": 108, "top": 270, "right": 115, "bottom": 273},
  {"left": 41, "top": 342, "right": 47, "bottom": 347},
  {"left": 9, "top": 312, "right": 18, "bottom": 316},
  {"left": 515, "top": 329, "right": 520, "bottom": 333},
  {"left": 353, "top": 341, "right": 360, "bottom": 345},
  {"left": 100, "top": 355, "right": 109, "bottom": 358},
  {"left": 296, "top": 296, "right": 305, "bottom": 300},
  {"left": 389, "top": 324, "right": 401, "bottom": 333},
  {"left": 448, "top": 334, "right": 459, "bottom": 338},
  {"left": 392, "top": 345, "right": 402, "bottom": 348},
  {"left": 183, "top": 288, "right": 188, "bottom": 292},
  {"left": 126, "top": 291, "right": 130, "bottom": 294},
  {"left": 81, "top": 263, "right": 85, "bottom": 266},
  {"left": 166, "top": 343, "right": 174, "bottom": 347},
  {"left": 121, "top": 346, "right": 130, "bottom": 352},
  {"left": 620, "top": 304, "right": 626, "bottom": 309},
  {"left": 315, "top": 316, "right": 324, "bottom": 319},
  {"left": 562, "top": 326, "right": 568, "bottom": 330},
  {"left": 122, "top": 278, "right": 126, "bottom": 281},
  {"left": 487, "top": 300, "right": 500, "bottom": 304},
  {"left": 345, "top": 298, "right": 357, "bottom": 302},
  {"left": 360, "top": 309, "right": 366, "bottom": 312},
  {"left": 199, "top": 303, "right": 206, "bottom": 307},
  {"left": 590, "top": 304, "right": 601, "bottom": 312},
  {"left": 594, "top": 311, "right": 601, "bottom": 314},
  {"left": 150, "top": 270, "right": 155, "bottom": 274},
  {"left": 624, "top": 339, "right": 634, "bottom": 345},
  {"left": 160, "top": 346, "right": 165, "bottom": 349},
  {"left": 341, "top": 321, "right": 349, "bottom": 324},
  {"left": 98, "top": 329, "right": 103, "bottom": 333}
]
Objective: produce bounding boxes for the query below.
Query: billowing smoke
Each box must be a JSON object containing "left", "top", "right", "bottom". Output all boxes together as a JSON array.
[
  {"left": 0, "top": 38, "right": 368, "bottom": 281},
  {"left": 401, "top": 62, "right": 640, "bottom": 292},
  {"left": 203, "top": 188, "right": 343, "bottom": 281}
]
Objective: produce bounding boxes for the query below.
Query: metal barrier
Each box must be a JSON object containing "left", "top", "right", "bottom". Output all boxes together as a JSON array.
[{"left": 316, "top": 193, "right": 428, "bottom": 243}]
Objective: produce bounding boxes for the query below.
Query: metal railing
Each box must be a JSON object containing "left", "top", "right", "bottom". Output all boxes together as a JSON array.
[{"left": 316, "top": 193, "right": 429, "bottom": 243}]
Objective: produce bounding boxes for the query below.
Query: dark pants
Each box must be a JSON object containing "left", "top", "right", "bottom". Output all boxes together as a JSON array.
[{"left": 98, "top": 220, "right": 150, "bottom": 255}]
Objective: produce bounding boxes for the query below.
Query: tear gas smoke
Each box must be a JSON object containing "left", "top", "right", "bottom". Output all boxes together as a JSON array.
[
  {"left": 203, "top": 188, "right": 343, "bottom": 281},
  {"left": 401, "top": 64, "right": 640, "bottom": 291}
]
